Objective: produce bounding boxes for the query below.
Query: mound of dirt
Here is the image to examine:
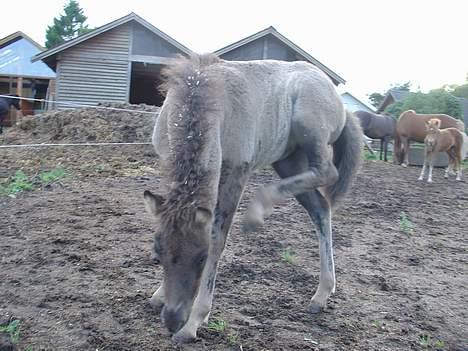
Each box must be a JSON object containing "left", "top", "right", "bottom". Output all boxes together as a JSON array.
[{"left": 1, "top": 102, "right": 160, "bottom": 144}]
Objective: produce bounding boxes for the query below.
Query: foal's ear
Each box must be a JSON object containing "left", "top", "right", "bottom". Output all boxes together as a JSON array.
[
  {"left": 143, "top": 190, "right": 165, "bottom": 216},
  {"left": 194, "top": 207, "right": 213, "bottom": 227}
]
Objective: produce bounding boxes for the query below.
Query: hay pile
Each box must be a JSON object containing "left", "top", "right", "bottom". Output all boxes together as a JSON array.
[{"left": 1, "top": 102, "right": 160, "bottom": 144}]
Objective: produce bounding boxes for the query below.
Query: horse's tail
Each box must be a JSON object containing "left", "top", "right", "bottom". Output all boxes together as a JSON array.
[
  {"left": 325, "top": 110, "right": 362, "bottom": 208},
  {"left": 456, "top": 119, "right": 466, "bottom": 132},
  {"left": 462, "top": 132, "right": 468, "bottom": 160}
]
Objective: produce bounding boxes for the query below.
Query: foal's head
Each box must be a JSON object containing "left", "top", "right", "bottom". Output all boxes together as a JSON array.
[
  {"left": 144, "top": 190, "right": 211, "bottom": 334},
  {"left": 425, "top": 118, "right": 441, "bottom": 149}
]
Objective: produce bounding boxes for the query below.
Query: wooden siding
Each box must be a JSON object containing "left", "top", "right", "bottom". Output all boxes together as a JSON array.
[
  {"left": 56, "top": 25, "right": 130, "bottom": 107},
  {"left": 220, "top": 35, "right": 298, "bottom": 62},
  {"left": 131, "top": 23, "right": 182, "bottom": 58}
]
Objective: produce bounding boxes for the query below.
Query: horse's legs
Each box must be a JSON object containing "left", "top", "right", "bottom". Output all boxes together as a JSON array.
[
  {"left": 383, "top": 136, "right": 391, "bottom": 162},
  {"left": 451, "top": 147, "right": 463, "bottom": 181},
  {"left": 401, "top": 137, "right": 410, "bottom": 167},
  {"left": 172, "top": 167, "right": 249, "bottom": 343},
  {"left": 272, "top": 150, "right": 335, "bottom": 313},
  {"left": 445, "top": 151, "right": 455, "bottom": 178},
  {"left": 379, "top": 139, "right": 384, "bottom": 161},
  {"left": 418, "top": 151, "right": 428, "bottom": 181},
  {"left": 427, "top": 153, "right": 434, "bottom": 183}
]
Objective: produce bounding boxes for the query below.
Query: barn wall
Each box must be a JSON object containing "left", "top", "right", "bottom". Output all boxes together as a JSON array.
[
  {"left": 56, "top": 24, "right": 130, "bottom": 107},
  {"left": 131, "top": 23, "right": 181, "bottom": 57},
  {"left": 220, "top": 35, "right": 299, "bottom": 62},
  {"left": 219, "top": 38, "right": 265, "bottom": 61}
]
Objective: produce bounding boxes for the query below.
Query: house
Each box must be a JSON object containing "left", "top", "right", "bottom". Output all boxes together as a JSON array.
[
  {"left": 32, "top": 12, "right": 192, "bottom": 108},
  {"left": 214, "top": 26, "right": 345, "bottom": 86},
  {"left": 340, "top": 92, "right": 375, "bottom": 113},
  {"left": 376, "top": 89, "right": 410, "bottom": 113},
  {"left": 0, "top": 31, "right": 55, "bottom": 124}
]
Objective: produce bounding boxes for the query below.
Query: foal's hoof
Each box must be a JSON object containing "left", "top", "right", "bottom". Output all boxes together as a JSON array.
[
  {"left": 308, "top": 303, "right": 324, "bottom": 314},
  {"left": 148, "top": 296, "right": 164, "bottom": 309},
  {"left": 172, "top": 330, "right": 197, "bottom": 344},
  {"left": 401, "top": 163, "right": 408, "bottom": 168}
]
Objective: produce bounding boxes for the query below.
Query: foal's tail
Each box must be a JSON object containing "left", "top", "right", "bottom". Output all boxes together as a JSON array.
[{"left": 326, "top": 110, "right": 362, "bottom": 208}]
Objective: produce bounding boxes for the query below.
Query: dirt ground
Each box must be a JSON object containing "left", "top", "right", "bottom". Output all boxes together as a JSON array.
[{"left": 0, "top": 144, "right": 467, "bottom": 351}]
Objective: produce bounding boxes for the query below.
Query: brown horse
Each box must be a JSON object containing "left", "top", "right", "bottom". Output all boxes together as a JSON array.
[
  {"left": 418, "top": 118, "right": 464, "bottom": 182},
  {"left": 354, "top": 110, "right": 396, "bottom": 161},
  {"left": 394, "top": 110, "right": 465, "bottom": 166}
]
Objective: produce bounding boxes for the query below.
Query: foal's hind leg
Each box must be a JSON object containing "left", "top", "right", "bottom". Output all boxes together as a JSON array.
[
  {"left": 244, "top": 143, "right": 337, "bottom": 231},
  {"left": 273, "top": 151, "right": 335, "bottom": 313},
  {"left": 172, "top": 166, "right": 250, "bottom": 343}
]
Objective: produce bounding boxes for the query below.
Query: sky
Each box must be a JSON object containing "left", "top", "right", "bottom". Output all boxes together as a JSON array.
[{"left": 1, "top": 0, "right": 467, "bottom": 105}]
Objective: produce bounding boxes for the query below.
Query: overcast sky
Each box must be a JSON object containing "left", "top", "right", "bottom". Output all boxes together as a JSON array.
[{"left": 2, "top": 0, "right": 467, "bottom": 104}]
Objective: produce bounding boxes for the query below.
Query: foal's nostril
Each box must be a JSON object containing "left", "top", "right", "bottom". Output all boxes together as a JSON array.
[{"left": 162, "top": 306, "right": 185, "bottom": 334}]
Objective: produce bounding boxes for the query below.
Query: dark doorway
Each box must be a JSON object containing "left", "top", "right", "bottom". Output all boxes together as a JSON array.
[{"left": 129, "top": 62, "right": 165, "bottom": 106}]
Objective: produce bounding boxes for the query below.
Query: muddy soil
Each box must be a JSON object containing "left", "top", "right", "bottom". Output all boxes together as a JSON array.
[{"left": 0, "top": 150, "right": 467, "bottom": 351}]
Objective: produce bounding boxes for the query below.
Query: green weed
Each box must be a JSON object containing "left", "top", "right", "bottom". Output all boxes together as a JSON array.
[
  {"left": 280, "top": 249, "right": 296, "bottom": 264},
  {"left": 207, "top": 317, "right": 227, "bottom": 333},
  {"left": 399, "top": 212, "right": 413, "bottom": 236},
  {"left": 0, "top": 319, "right": 21, "bottom": 344},
  {"left": 418, "top": 334, "right": 431, "bottom": 349}
]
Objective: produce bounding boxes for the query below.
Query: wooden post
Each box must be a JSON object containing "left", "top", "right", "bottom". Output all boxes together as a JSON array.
[{"left": 15, "top": 77, "right": 23, "bottom": 124}]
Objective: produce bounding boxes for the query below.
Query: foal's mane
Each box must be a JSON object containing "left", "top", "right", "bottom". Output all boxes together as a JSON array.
[{"left": 158, "top": 54, "right": 223, "bottom": 228}]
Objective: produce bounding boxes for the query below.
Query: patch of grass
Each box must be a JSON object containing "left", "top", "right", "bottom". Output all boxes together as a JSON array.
[
  {"left": 39, "top": 167, "right": 67, "bottom": 186},
  {"left": 418, "top": 334, "right": 431, "bottom": 349},
  {"left": 227, "top": 332, "right": 239, "bottom": 346},
  {"left": 207, "top": 317, "right": 226, "bottom": 333},
  {"left": 0, "top": 170, "right": 33, "bottom": 196},
  {"left": 280, "top": 249, "right": 296, "bottom": 264},
  {"left": 0, "top": 168, "right": 68, "bottom": 197},
  {"left": 0, "top": 319, "right": 21, "bottom": 344},
  {"left": 434, "top": 339, "right": 445, "bottom": 350},
  {"left": 399, "top": 211, "right": 414, "bottom": 236},
  {"left": 363, "top": 149, "right": 378, "bottom": 161}
]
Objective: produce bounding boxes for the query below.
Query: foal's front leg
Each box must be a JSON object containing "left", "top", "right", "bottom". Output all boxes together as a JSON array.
[
  {"left": 418, "top": 155, "right": 428, "bottom": 181},
  {"left": 172, "top": 171, "right": 249, "bottom": 343}
]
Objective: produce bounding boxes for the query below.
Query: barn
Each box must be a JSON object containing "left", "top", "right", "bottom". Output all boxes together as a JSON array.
[
  {"left": 215, "top": 26, "right": 345, "bottom": 86},
  {"left": 0, "top": 31, "right": 55, "bottom": 124},
  {"left": 33, "top": 15, "right": 346, "bottom": 109},
  {"left": 32, "top": 12, "right": 192, "bottom": 108}
]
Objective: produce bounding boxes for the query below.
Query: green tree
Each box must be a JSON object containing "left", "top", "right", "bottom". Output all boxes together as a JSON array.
[
  {"left": 45, "top": 0, "right": 92, "bottom": 48},
  {"left": 368, "top": 92, "right": 385, "bottom": 108},
  {"left": 384, "top": 89, "right": 462, "bottom": 119},
  {"left": 451, "top": 83, "right": 468, "bottom": 98},
  {"left": 367, "top": 82, "right": 412, "bottom": 108}
]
